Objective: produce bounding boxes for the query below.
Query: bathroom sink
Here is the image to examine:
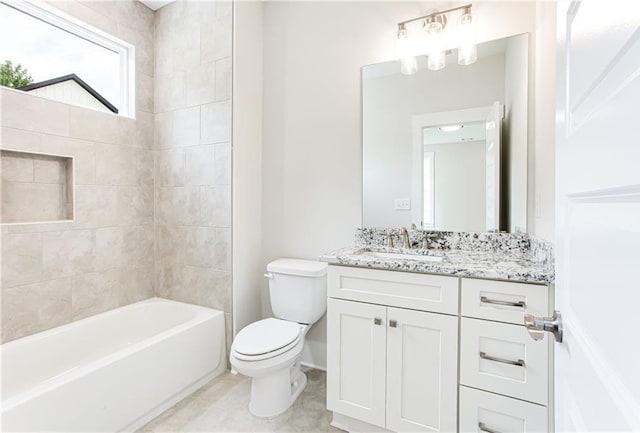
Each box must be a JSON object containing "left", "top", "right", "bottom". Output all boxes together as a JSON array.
[{"left": 361, "top": 251, "right": 443, "bottom": 263}]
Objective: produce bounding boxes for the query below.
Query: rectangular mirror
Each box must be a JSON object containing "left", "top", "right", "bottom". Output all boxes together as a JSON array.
[{"left": 362, "top": 33, "right": 529, "bottom": 233}]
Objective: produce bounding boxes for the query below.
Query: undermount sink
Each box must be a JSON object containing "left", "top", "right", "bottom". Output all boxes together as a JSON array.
[{"left": 361, "top": 250, "right": 444, "bottom": 263}]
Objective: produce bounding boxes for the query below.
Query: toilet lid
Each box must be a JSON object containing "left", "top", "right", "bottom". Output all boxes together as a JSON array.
[{"left": 233, "top": 318, "right": 302, "bottom": 356}]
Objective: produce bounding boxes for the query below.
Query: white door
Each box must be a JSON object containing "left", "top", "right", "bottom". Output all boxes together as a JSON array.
[
  {"left": 386, "top": 307, "right": 458, "bottom": 432},
  {"left": 485, "top": 101, "right": 502, "bottom": 231},
  {"left": 555, "top": 1, "right": 640, "bottom": 431},
  {"left": 326, "top": 298, "right": 387, "bottom": 428}
]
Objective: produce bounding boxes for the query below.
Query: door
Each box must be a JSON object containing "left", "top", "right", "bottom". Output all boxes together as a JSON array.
[
  {"left": 386, "top": 307, "right": 458, "bottom": 432},
  {"left": 555, "top": 1, "right": 640, "bottom": 431},
  {"left": 326, "top": 298, "right": 387, "bottom": 428}
]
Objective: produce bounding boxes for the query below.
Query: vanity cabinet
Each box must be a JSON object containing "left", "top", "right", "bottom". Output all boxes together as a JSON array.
[
  {"left": 327, "top": 267, "right": 459, "bottom": 432},
  {"left": 326, "top": 265, "right": 553, "bottom": 433}
]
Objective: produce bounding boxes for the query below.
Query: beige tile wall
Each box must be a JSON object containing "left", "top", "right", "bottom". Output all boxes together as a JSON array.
[
  {"left": 0, "top": 1, "right": 155, "bottom": 342},
  {"left": 153, "top": 0, "right": 233, "bottom": 340},
  {"left": 0, "top": 0, "right": 233, "bottom": 344}
]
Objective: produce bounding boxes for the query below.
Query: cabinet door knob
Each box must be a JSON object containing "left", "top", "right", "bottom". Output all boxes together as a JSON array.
[
  {"left": 389, "top": 320, "right": 397, "bottom": 328},
  {"left": 374, "top": 318, "right": 382, "bottom": 326}
]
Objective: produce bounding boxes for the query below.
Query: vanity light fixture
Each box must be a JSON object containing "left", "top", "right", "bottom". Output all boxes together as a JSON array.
[
  {"left": 396, "top": 3, "right": 477, "bottom": 74},
  {"left": 397, "top": 24, "right": 418, "bottom": 75},
  {"left": 457, "top": 6, "right": 478, "bottom": 65},
  {"left": 439, "top": 124, "right": 464, "bottom": 132}
]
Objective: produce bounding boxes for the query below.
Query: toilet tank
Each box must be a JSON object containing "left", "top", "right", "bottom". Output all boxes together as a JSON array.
[{"left": 266, "top": 258, "right": 328, "bottom": 325}]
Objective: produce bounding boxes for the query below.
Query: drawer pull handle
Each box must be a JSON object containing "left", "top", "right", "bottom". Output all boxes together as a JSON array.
[
  {"left": 480, "top": 296, "right": 525, "bottom": 308},
  {"left": 389, "top": 320, "right": 397, "bottom": 328},
  {"left": 374, "top": 318, "right": 382, "bottom": 326},
  {"left": 479, "top": 351, "right": 525, "bottom": 367},
  {"left": 479, "top": 422, "right": 502, "bottom": 433}
]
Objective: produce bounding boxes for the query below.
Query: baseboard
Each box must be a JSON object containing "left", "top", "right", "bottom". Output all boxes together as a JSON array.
[
  {"left": 331, "top": 413, "right": 394, "bottom": 433},
  {"left": 301, "top": 361, "right": 326, "bottom": 371}
]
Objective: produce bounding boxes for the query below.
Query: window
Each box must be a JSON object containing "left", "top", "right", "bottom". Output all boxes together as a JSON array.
[{"left": 0, "top": 0, "right": 135, "bottom": 117}]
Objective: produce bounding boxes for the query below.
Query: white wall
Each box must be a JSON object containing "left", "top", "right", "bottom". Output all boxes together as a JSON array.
[
  {"left": 232, "top": 1, "right": 263, "bottom": 337},
  {"left": 362, "top": 55, "right": 505, "bottom": 228},
  {"left": 533, "top": 1, "right": 556, "bottom": 242},
  {"left": 261, "top": 1, "right": 555, "bottom": 369}
]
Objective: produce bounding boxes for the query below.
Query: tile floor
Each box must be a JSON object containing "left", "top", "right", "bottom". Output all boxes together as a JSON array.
[{"left": 139, "top": 369, "right": 343, "bottom": 432}]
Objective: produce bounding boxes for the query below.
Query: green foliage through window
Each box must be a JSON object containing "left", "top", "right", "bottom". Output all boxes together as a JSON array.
[{"left": 0, "top": 60, "right": 33, "bottom": 88}]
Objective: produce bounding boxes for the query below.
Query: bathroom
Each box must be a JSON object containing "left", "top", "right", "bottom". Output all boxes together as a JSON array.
[{"left": 1, "top": 0, "right": 638, "bottom": 432}]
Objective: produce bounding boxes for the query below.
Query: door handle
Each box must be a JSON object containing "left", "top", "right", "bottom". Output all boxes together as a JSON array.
[
  {"left": 524, "top": 310, "right": 563, "bottom": 342},
  {"left": 389, "top": 320, "right": 397, "bottom": 328},
  {"left": 374, "top": 318, "right": 382, "bottom": 326}
]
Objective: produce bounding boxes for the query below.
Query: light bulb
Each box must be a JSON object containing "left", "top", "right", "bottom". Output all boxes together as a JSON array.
[
  {"left": 458, "top": 44, "right": 477, "bottom": 65},
  {"left": 400, "top": 56, "right": 418, "bottom": 75},
  {"left": 457, "top": 8, "right": 477, "bottom": 66},
  {"left": 428, "top": 51, "right": 445, "bottom": 71},
  {"left": 396, "top": 24, "right": 418, "bottom": 75}
]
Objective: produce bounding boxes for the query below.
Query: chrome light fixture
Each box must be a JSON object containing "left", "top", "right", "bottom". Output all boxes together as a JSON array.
[
  {"left": 396, "top": 3, "right": 477, "bottom": 73},
  {"left": 457, "top": 6, "right": 477, "bottom": 66},
  {"left": 396, "top": 24, "right": 418, "bottom": 75},
  {"left": 424, "top": 15, "right": 446, "bottom": 71}
]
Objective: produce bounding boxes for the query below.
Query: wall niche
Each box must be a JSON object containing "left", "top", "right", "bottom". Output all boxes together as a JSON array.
[{"left": 1, "top": 149, "right": 74, "bottom": 224}]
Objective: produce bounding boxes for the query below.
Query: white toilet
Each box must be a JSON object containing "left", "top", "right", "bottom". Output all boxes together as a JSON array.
[{"left": 230, "top": 258, "right": 328, "bottom": 418}]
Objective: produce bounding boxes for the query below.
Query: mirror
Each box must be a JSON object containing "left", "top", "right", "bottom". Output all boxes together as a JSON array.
[{"left": 362, "top": 34, "right": 529, "bottom": 233}]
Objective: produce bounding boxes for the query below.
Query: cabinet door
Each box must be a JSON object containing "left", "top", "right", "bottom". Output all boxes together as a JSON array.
[
  {"left": 386, "top": 307, "right": 458, "bottom": 432},
  {"left": 327, "top": 298, "right": 387, "bottom": 428}
]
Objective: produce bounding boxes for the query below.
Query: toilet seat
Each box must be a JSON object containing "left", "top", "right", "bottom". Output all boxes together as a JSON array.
[{"left": 232, "top": 318, "right": 303, "bottom": 361}]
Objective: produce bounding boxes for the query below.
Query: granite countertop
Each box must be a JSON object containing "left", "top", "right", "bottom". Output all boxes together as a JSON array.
[{"left": 320, "top": 244, "right": 554, "bottom": 285}]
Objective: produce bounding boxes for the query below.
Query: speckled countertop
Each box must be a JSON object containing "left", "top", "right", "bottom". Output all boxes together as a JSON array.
[{"left": 320, "top": 229, "right": 555, "bottom": 285}]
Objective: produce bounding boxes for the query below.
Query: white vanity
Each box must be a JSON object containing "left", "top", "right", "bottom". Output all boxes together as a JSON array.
[{"left": 324, "top": 234, "right": 554, "bottom": 433}]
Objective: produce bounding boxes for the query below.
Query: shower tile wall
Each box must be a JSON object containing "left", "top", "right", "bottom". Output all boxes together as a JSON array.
[
  {"left": 153, "top": 1, "right": 233, "bottom": 336},
  {"left": 0, "top": 1, "right": 155, "bottom": 343}
]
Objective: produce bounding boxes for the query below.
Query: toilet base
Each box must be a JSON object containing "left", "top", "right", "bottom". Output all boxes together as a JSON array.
[{"left": 248, "top": 361, "right": 307, "bottom": 418}]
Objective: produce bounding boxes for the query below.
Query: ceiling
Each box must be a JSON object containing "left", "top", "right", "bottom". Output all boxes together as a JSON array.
[{"left": 422, "top": 121, "right": 487, "bottom": 145}]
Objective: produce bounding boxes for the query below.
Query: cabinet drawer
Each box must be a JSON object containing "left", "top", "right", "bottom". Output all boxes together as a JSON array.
[
  {"left": 460, "top": 386, "right": 548, "bottom": 433},
  {"left": 461, "top": 278, "right": 549, "bottom": 325},
  {"left": 460, "top": 318, "right": 549, "bottom": 405},
  {"left": 328, "top": 266, "right": 458, "bottom": 315}
]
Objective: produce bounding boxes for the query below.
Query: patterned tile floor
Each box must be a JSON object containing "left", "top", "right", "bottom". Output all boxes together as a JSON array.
[{"left": 139, "top": 369, "right": 343, "bottom": 433}]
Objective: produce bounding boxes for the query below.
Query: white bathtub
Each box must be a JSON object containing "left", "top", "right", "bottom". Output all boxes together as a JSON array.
[{"left": 1, "top": 298, "right": 226, "bottom": 432}]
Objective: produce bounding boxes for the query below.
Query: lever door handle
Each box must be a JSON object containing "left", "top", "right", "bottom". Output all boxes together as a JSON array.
[{"left": 524, "top": 310, "right": 563, "bottom": 342}]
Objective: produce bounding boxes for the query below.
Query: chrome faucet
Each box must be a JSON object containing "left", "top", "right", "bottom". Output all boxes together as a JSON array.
[
  {"left": 422, "top": 232, "right": 437, "bottom": 250},
  {"left": 399, "top": 227, "right": 410, "bottom": 249},
  {"left": 386, "top": 231, "right": 394, "bottom": 248}
]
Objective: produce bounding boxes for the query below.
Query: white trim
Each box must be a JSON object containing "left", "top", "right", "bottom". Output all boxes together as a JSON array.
[
  {"left": 300, "top": 361, "right": 326, "bottom": 372},
  {"left": 1, "top": 0, "right": 136, "bottom": 118},
  {"left": 422, "top": 151, "right": 435, "bottom": 229}
]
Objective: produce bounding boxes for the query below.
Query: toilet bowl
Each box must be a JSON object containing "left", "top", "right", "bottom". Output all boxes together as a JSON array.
[
  {"left": 230, "top": 318, "right": 310, "bottom": 418},
  {"left": 230, "top": 258, "right": 327, "bottom": 418}
]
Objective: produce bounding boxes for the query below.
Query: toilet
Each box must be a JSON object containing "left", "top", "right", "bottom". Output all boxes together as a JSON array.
[{"left": 230, "top": 258, "right": 328, "bottom": 418}]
